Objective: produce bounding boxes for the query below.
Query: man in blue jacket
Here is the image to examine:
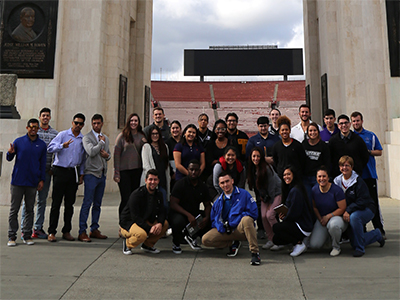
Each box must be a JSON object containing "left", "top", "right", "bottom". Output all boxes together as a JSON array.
[
  {"left": 202, "top": 171, "right": 260, "bottom": 265},
  {"left": 6, "top": 118, "right": 47, "bottom": 246}
]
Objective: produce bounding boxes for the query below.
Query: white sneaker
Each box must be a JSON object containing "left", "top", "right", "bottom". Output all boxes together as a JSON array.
[
  {"left": 7, "top": 239, "right": 16, "bottom": 247},
  {"left": 23, "top": 239, "right": 35, "bottom": 245},
  {"left": 330, "top": 248, "right": 341, "bottom": 257},
  {"left": 262, "top": 240, "right": 274, "bottom": 250},
  {"left": 290, "top": 242, "right": 307, "bottom": 257},
  {"left": 270, "top": 245, "right": 285, "bottom": 251}
]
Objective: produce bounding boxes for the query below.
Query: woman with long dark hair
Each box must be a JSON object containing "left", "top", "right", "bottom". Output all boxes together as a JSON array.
[
  {"left": 206, "top": 119, "right": 230, "bottom": 173},
  {"left": 165, "top": 120, "right": 182, "bottom": 173},
  {"left": 141, "top": 125, "right": 170, "bottom": 204},
  {"left": 272, "top": 116, "right": 306, "bottom": 178},
  {"left": 114, "top": 113, "right": 146, "bottom": 217},
  {"left": 302, "top": 122, "right": 330, "bottom": 204},
  {"left": 173, "top": 124, "right": 205, "bottom": 181},
  {"left": 247, "top": 147, "right": 282, "bottom": 250},
  {"left": 212, "top": 146, "right": 246, "bottom": 195},
  {"left": 272, "top": 166, "right": 313, "bottom": 257}
]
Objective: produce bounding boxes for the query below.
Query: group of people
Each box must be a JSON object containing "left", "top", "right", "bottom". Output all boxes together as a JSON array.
[{"left": 6, "top": 104, "right": 386, "bottom": 266}]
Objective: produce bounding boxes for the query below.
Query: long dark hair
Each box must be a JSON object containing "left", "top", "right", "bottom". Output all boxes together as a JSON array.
[
  {"left": 146, "top": 125, "right": 169, "bottom": 168},
  {"left": 211, "top": 119, "right": 228, "bottom": 140},
  {"left": 122, "top": 113, "right": 144, "bottom": 143},
  {"left": 247, "top": 147, "right": 271, "bottom": 191},
  {"left": 281, "top": 165, "right": 309, "bottom": 206},
  {"left": 181, "top": 124, "right": 199, "bottom": 145}
]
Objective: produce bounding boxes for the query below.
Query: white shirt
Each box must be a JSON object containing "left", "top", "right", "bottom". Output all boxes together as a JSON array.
[{"left": 290, "top": 121, "right": 323, "bottom": 143}]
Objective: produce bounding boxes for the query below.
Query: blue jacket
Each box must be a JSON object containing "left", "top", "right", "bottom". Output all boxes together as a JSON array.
[
  {"left": 6, "top": 134, "right": 47, "bottom": 187},
  {"left": 211, "top": 186, "right": 258, "bottom": 233}
]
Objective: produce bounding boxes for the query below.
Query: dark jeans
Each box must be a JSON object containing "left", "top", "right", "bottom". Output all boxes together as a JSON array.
[
  {"left": 364, "top": 178, "right": 385, "bottom": 234},
  {"left": 169, "top": 210, "right": 210, "bottom": 246},
  {"left": 48, "top": 166, "right": 79, "bottom": 235},
  {"left": 118, "top": 168, "right": 142, "bottom": 218},
  {"left": 272, "top": 221, "right": 305, "bottom": 246}
]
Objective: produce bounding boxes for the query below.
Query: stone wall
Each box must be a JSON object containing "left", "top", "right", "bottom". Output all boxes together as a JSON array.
[
  {"left": 303, "top": 0, "right": 399, "bottom": 197},
  {"left": 0, "top": 0, "right": 153, "bottom": 204}
]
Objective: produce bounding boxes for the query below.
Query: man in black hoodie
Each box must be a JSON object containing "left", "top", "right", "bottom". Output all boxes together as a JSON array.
[{"left": 119, "top": 169, "right": 168, "bottom": 255}]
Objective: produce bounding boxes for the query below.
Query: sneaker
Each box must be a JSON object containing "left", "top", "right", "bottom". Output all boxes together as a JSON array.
[
  {"left": 227, "top": 241, "right": 241, "bottom": 257},
  {"left": 262, "top": 240, "right": 274, "bottom": 250},
  {"left": 33, "top": 229, "right": 48, "bottom": 239},
  {"left": 353, "top": 250, "right": 364, "bottom": 257},
  {"left": 20, "top": 233, "right": 24, "bottom": 241},
  {"left": 23, "top": 239, "right": 35, "bottom": 245},
  {"left": 184, "top": 235, "right": 202, "bottom": 250},
  {"left": 250, "top": 252, "right": 261, "bottom": 265},
  {"left": 270, "top": 245, "right": 285, "bottom": 251},
  {"left": 330, "top": 248, "right": 341, "bottom": 257},
  {"left": 378, "top": 232, "right": 386, "bottom": 248},
  {"left": 166, "top": 228, "right": 172, "bottom": 237},
  {"left": 172, "top": 244, "right": 182, "bottom": 254},
  {"left": 141, "top": 243, "right": 160, "bottom": 254},
  {"left": 122, "top": 239, "right": 133, "bottom": 255},
  {"left": 290, "top": 242, "right": 307, "bottom": 257},
  {"left": 7, "top": 238, "right": 16, "bottom": 247}
]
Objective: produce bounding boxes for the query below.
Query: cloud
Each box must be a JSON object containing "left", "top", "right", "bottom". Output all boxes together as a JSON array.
[{"left": 152, "top": 0, "right": 304, "bottom": 81}]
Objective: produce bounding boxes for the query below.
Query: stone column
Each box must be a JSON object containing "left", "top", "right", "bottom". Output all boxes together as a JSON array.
[{"left": 0, "top": 74, "right": 20, "bottom": 119}]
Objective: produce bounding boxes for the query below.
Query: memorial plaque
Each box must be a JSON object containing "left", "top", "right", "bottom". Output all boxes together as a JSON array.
[
  {"left": 118, "top": 75, "right": 127, "bottom": 129},
  {"left": 0, "top": 0, "right": 59, "bottom": 78}
]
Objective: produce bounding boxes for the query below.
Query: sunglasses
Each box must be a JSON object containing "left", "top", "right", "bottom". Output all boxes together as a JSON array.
[
  {"left": 74, "top": 121, "right": 84, "bottom": 126},
  {"left": 28, "top": 125, "right": 39, "bottom": 129}
]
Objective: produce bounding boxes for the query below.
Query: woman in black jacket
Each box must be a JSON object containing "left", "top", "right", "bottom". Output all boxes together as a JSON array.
[
  {"left": 333, "top": 155, "right": 385, "bottom": 257},
  {"left": 272, "top": 166, "right": 313, "bottom": 257}
]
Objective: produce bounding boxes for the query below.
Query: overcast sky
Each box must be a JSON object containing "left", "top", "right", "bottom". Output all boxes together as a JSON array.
[{"left": 151, "top": 0, "right": 304, "bottom": 82}]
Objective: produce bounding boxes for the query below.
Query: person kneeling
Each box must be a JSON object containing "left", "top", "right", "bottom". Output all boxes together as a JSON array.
[
  {"left": 169, "top": 160, "right": 212, "bottom": 254},
  {"left": 119, "top": 169, "right": 169, "bottom": 255},
  {"left": 202, "top": 172, "right": 260, "bottom": 265}
]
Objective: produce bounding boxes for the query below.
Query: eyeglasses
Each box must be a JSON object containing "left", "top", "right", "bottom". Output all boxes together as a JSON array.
[
  {"left": 151, "top": 132, "right": 159, "bottom": 135},
  {"left": 216, "top": 128, "right": 227, "bottom": 132},
  {"left": 338, "top": 121, "right": 349, "bottom": 126},
  {"left": 74, "top": 121, "right": 84, "bottom": 126},
  {"left": 227, "top": 119, "right": 237, "bottom": 123},
  {"left": 340, "top": 164, "right": 352, "bottom": 168}
]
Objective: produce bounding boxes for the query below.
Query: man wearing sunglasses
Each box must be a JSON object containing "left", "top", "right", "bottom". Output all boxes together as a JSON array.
[
  {"left": 47, "top": 113, "right": 87, "bottom": 242},
  {"left": 6, "top": 119, "right": 47, "bottom": 246}
]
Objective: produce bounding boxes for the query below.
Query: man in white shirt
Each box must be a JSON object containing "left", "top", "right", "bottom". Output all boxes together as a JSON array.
[{"left": 291, "top": 104, "right": 323, "bottom": 142}]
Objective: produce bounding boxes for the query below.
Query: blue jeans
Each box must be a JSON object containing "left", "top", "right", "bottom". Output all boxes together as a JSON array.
[
  {"left": 21, "top": 172, "right": 52, "bottom": 231},
  {"left": 349, "top": 208, "right": 382, "bottom": 253},
  {"left": 79, "top": 174, "right": 106, "bottom": 234}
]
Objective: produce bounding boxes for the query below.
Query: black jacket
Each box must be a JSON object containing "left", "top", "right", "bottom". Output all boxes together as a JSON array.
[
  {"left": 329, "top": 131, "right": 369, "bottom": 178},
  {"left": 119, "top": 186, "right": 166, "bottom": 233}
]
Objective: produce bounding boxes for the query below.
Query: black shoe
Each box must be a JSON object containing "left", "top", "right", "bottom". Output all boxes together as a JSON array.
[
  {"left": 353, "top": 250, "right": 364, "bottom": 257},
  {"left": 250, "top": 252, "right": 261, "bottom": 265},
  {"left": 172, "top": 244, "right": 182, "bottom": 254},
  {"left": 122, "top": 239, "right": 132, "bottom": 255},
  {"left": 141, "top": 243, "right": 160, "bottom": 254},
  {"left": 184, "top": 235, "right": 202, "bottom": 250},
  {"left": 227, "top": 241, "right": 241, "bottom": 257},
  {"left": 378, "top": 235, "right": 386, "bottom": 248}
]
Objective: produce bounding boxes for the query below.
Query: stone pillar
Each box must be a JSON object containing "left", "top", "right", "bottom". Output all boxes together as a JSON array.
[{"left": 0, "top": 74, "right": 20, "bottom": 119}]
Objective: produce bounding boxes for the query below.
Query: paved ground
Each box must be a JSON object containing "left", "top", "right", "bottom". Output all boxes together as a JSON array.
[{"left": 1, "top": 193, "right": 399, "bottom": 300}]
